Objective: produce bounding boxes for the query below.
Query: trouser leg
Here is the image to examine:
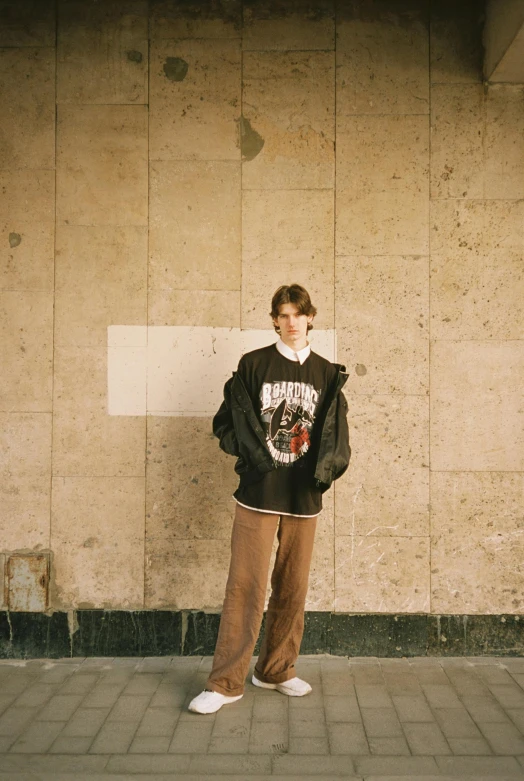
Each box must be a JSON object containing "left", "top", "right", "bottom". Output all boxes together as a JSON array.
[
  {"left": 206, "top": 503, "right": 278, "bottom": 697},
  {"left": 254, "top": 513, "right": 317, "bottom": 685}
]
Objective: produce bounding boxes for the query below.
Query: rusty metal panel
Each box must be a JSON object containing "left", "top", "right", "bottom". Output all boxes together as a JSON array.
[{"left": 7, "top": 554, "right": 49, "bottom": 611}]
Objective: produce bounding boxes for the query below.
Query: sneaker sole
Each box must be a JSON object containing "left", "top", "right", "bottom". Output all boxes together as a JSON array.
[
  {"left": 188, "top": 693, "right": 243, "bottom": 714},
  {"left": 252, "top": 675, "right": 312, "bottom": 697}
]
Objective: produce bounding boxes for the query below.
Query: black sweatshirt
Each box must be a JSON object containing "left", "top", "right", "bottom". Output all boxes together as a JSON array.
[{"left": 233, "top": 342, "right": 337, "bottom": 517}]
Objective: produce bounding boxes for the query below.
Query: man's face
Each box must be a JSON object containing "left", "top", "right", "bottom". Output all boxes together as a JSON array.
[{"left": 273, "top": 302, "right": 313, "bottom": 349}]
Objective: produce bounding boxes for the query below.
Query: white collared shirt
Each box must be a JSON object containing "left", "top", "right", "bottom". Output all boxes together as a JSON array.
[{"left": 275, "top": 337, "right": 311, "bottom": 365}]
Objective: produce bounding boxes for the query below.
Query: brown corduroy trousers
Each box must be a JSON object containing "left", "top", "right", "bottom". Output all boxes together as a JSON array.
[{"left": 206, "top": 502, "right": 318, "bottom": 697}]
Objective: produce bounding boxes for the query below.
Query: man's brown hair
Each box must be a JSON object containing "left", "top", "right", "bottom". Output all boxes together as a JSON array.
[{"left": 270, "top": 284, "right": 318, "bottom": 334}]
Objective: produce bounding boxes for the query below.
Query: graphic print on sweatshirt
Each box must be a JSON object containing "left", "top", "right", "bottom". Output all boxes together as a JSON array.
[{"left": 260, "top": 380, "right": 321, "bottom": 466}]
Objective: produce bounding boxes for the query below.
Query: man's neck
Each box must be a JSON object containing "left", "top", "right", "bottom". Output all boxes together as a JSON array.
[{"left": 280, "top": 337, "right": 309, "bottom": 351}]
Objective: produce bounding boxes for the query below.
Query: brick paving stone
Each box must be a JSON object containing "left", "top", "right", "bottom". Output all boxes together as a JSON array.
[
  {"left": 0, "top": 707, "right": 38, "bottom": 736},
  {"left": 444, "top": 671, "right": 490, "bottom": 697},
  {"left": 354, "top": 755, "right": 439, "bottom": 775},
  {"left": 1, "top": 676, "right": 34, "bottom": 696},
  {"left": 433, "top": 706, "right": 483, "bottom": 737},
  {"left": 106, "top": 754, "right": 191, "bottom": 773},
  {"left": 149, "top": 684, "right": 188, "bottom": 709},
  {"left": 252, "top": 696, "right": 287, "bottom": 720},
  {"left": 0, "top": 738, "right": 14, "bottom": 752},
  {"left": 249, "top": 720, "right": 288, "bottom": 754},
  {"left": 518, "top": 754, "right": 524, "bottom": 768},
  {"left": 368, "top": 736, "right": 411, "bottom": 755},
  {"left": 421, "top": 683, "right": 463, "bottom": 708},
  {"left": 136, "top": 657, "right": 173, "bottom": 673},
  {"left": 402, "top": 722, "right": 451, "bottom": 754},
  {"left": 37, "top": 666, "right": 78, "bottom": 685},
  {"left": 273, "top": 754, "right": 355, "bottom": 774},
  {"left": 208, "top": 734, "right": 250, "bottom": 753},
  {"left": 391, "top": 695, "right": 435, "bottom": 722},
  {"left": 58, "top": 674, "right": 100, "bottom": 695},
  {"left": 288, "top": 691, "right": 325, "bottom": 709},
  {"left": 135, "top": 706, "right": 180, "bottom": 737},
  {"left": 508, "top": 708, "right": 524, "bottom": 733},
  {"left": 169, "top": 721, "right": 214, "bottom": 753},
  {"left": 322, "top": 674, "right": 355, "bottom": 696},
  {"left": 350, "top": 665, "right": 384, "bottom": 686},
  {"left": 435, "top": 755, "right": 524, "bottom": 775},
  {"left": 382, "top": 672, "right": 422, "bottom": 696},
  {"left": 289, "top": 712, "right": 327, "bottom": 738},
  {"left": 122, "top": 674, "right": 163, "bottom": 696},
  {"left": 409, "top": 661, "right": 449, "bottom": 685},
  {"left": 288, "top": 736, "right": 329, "bottom": 754},
  {"left": 129, "top": 736, "right": 171, "bottom": 752},
  {"left": 189, "top": 753, "right": 272, "bottom": 774},
  {"left": 328, "top": 722, "right": 369, "bottom": 754},
  {"left": 476, "top": 666, "right": 516, "bottom": 685},
  {"left": 106, "top": 694, "right": 151, "bottom": 722},
  {"left": 0, "top": 695, "right": 17, "bottom": 715},
  {"left": 489, "top": 684, "right": 524, "bottom": 709},
  {"left": 513, "top": 674, "right": 524, "bottom": 689},
  {"left": 9, "top": 720, "right": 67, "bottom": 753},
  {"left": 461, "top": 694, "right": 511, "bottom": 722},
  {"left": 36, "top": 694, "right": 84, "bottom": 721},
  {"left": 49, "top": 736, "right": 94, "bottom": 753},
  {"left": 60, "top": 707, "right": 110, "bottom": 737},
  {"left": 355, "top": 685, "right": 393, "bottom": 708},
  {"left": 324, "top": 695, "right": 362, "bottom": 723},
  {"left": 361, "top": 708, "right": 403, "bottom": 738},
  {"left": 0, "top": 754, "right": 107, "bottom": 772},
  {"left": 81, "top": 684, "right": 127, "bottom": 708},
  {"left": 447, "top": 736, "right": 494, "bottom": 754},
  {"left": 88, "top": 719, "right": 139, "bottom": 753},
  {"left": 478, "top": 721, "right": 524, "bottom": 754},
  {"left": 13, "top": 684, "right": 58, "bottom": 708}
]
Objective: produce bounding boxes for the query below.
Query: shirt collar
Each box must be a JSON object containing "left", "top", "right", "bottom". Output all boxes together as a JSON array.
[{"left": 275, "top": 338, "right": 311, "bottom": 365}]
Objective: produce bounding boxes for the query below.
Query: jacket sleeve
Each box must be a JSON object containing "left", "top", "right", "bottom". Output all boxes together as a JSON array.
[
  {"left": 332, "top": 389, "right": 351, "bottom": 482},
  {"left": 212, "top": 375, "right": 240, "bottom": 457}
]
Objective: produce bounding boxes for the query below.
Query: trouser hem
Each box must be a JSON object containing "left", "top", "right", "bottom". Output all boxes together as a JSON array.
[
  {"left": 253, "top": 666, "right": 296, "bottom": 685},
  {"left": 206, "top": 680, "right": 244, "bottom": 697}
]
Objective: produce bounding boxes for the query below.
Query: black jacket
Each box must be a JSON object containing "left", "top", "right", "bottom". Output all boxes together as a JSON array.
[{"left": 212, "top": 362, "right": 351, "bottom": 493}]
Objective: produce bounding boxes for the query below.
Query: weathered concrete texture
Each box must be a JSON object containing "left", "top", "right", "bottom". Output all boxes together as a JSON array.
[
  {"left": 334, "top": 394, "right": 429, "bottom": 539},
  {"left": 336, "top": 0, "right": 429, "bottom": 116},
  {"left": 0, "top": 292, "right": 53, "bottom": 412},
  {"left": 430, "top": 199, "right": 524, "bottom": 340},
  {"left": 0, "top": 414, "right": 52, "bottom": 551},
  {"left": 149, "top": 39, "right": 241, "bottom": 161},
  {"left": 0, "top": 0, "right": 56, "bottom": 46},
  {"left": 0, "top": 171, "right": 55, "bottom": 292},
  {"left": 149, "top": 161, "right": 241, "bottom": 291},
  {"left": 336, "top": 115, "right": 429, "bottom": 256},
  {"left": 243, "top": 0, "right": 334, "bottom": 50},
  {"left": 150, "top": 0, "right": 242, "bottom": 40},
  {"left": 430, "top": 342, "right": 524, "bottom": 472},
  {"left": 242, "top": 51, "right": 334, "bottom": 189},
  {"left": 336, "top": 255, "right": 429, "bottom": 395},
  {"left": 0, "top": 49, "right": 55, "bottom": 170},
  {"left": 148, "top": 290, "right": 241, "bottom": 328},
  {"left": 57, "top": 0, "right": 148, "bottom": 104},
  {"left": 430, "top": 473, "right": 524, "bottom": 615},
  {"left": 145, "top": 416, "right": 237, "bottom": 543},
  {"left": 241, "top": 189, "right": 334, "bottom": 330},
  {"left": 50, "top": 477, "right": 146, "bottom": 610},
  {"left": 485, "top": 84, "right": 524, "bottom": 199}
]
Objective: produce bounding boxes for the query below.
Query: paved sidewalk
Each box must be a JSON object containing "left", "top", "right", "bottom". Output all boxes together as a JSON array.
[{"left": 0, "top": 654, "right": 523, "bottom": 780}]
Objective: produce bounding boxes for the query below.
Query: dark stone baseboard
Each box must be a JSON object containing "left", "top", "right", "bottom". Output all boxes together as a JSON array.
[{"left": 0, "top": 611, "right": 522, "bottom": 659}]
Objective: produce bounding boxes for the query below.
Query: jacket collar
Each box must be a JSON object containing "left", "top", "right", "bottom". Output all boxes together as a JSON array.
[{"left": 275, "top": 338, "right": 311, "bottom": 364}]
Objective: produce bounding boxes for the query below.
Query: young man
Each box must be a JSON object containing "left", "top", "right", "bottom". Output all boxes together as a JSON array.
[{"left": 188, "top": 284, "right": 350, "bottom": 714}]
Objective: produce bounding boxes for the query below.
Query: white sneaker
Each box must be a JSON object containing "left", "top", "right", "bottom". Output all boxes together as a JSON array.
[
  {"left": 188, "top": 688, "right": 243, "bottom": 714},
  {"left": 252, "top": 673, "right": 312, "bottom": 697}
]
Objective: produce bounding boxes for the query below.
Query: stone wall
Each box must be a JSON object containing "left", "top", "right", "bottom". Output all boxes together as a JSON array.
[{"left": 1, "top": 0, "right": 523, "bottom": 625}]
